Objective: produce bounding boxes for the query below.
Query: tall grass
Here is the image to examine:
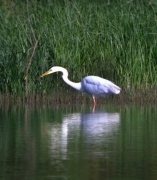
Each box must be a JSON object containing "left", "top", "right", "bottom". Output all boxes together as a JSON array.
[{"left": 0, "top": 0, "right": 157, "bottom": 98}]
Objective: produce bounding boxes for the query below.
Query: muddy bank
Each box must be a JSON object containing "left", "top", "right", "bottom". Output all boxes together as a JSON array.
[{"left": 0, "top": 89, "right": 157, "bottom": 106}]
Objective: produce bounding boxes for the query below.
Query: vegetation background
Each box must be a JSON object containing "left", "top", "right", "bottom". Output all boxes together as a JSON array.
[{"left": 0, "top": 0, "right": 157, "bottom": 102}]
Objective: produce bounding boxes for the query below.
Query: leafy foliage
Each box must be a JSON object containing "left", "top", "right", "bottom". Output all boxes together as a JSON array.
[{"left": 0, "top": 0, "right": 157, "bottom": 96}]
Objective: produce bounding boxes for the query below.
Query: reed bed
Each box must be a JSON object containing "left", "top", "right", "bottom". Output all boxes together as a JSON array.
[{"left": 0, "top": 0, "right": 157, "bottom": 101}]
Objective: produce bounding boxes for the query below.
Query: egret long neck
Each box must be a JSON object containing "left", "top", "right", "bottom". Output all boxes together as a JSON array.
[
  {"left": 58, "top": 67, "right": 82, "bottom": 91},
  {"left": 62, "top": 75, "right": 82, "bottom": 91}
]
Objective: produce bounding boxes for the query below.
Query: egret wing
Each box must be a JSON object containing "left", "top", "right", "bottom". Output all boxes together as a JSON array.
[{"left": 81, "top": 76, "right": 121, "bottom": 96}]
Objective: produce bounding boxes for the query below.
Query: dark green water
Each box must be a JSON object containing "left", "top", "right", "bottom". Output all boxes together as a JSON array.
[{"left": 0, "top": 104, "right": 157, "bottom": 180}]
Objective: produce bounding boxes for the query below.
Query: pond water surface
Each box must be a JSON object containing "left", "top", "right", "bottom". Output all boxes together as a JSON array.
[{"left": 0, "top": 104, "right": 157, "bottom": 180}]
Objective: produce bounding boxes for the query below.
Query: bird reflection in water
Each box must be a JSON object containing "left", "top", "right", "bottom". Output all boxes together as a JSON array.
[{"left": 49, "top": 110, "right": 120, "bottom": 159}]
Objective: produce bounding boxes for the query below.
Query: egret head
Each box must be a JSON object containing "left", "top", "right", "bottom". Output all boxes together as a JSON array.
[{"left": 40, "top": 66, "right": 67, "bottom": 78}]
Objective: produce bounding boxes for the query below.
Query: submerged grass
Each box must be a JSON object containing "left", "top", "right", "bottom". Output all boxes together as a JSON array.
[{"left": 0, "top": 0, "right": 157, "bottom": 102}]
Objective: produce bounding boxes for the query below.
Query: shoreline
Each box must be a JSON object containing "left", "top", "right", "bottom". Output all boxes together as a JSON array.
[{"left": 0, "top": 89, "right": 157, "bottom": 106}]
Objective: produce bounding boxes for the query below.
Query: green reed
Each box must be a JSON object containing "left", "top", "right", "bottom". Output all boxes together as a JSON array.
[{"left": 0, "top": 0, "right": 157, "bottom": 98}]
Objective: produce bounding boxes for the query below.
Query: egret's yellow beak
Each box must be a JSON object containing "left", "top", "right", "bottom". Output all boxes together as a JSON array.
[{"left": 40, "top": 70, "right": 51, "bottom": 78}]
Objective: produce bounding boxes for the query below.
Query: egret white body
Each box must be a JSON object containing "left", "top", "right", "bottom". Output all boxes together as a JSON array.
[{"left": 40, "top": 66, "right": 121, "bottom": 107}]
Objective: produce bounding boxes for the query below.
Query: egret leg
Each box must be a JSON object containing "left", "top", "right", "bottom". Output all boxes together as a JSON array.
[
  {"left": 93, "top": 97, "right": 96, "bottom": 105},
  {"left": 92, "top": 97, "right": 96, "bottom": 111}
]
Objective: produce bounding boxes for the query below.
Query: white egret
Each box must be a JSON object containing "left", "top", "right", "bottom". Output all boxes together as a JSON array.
[{"left": 40, "top": 66, "right": 121, "bottom": 108}]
